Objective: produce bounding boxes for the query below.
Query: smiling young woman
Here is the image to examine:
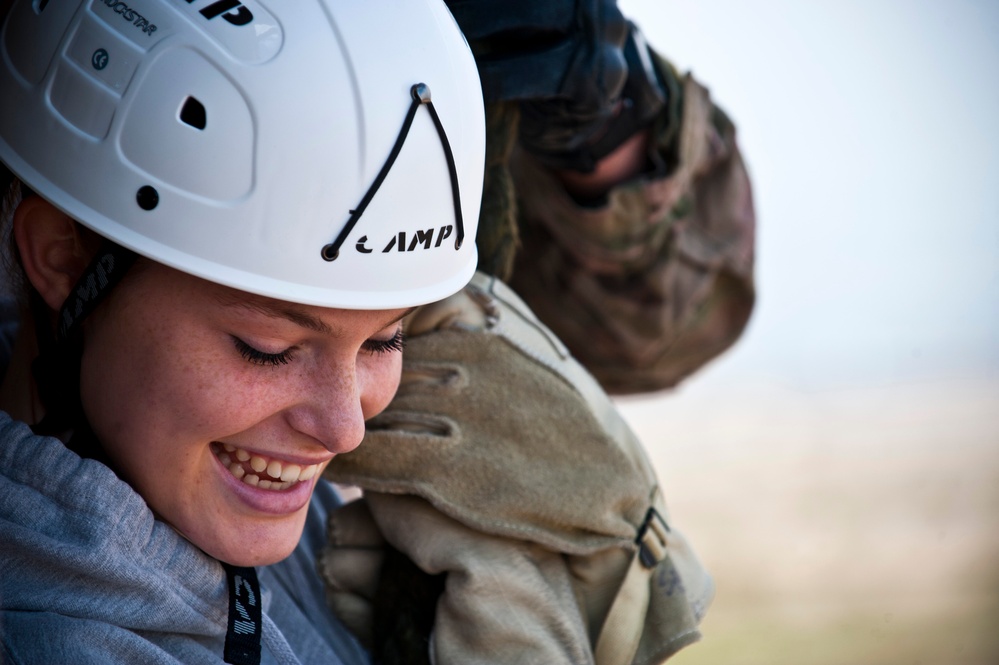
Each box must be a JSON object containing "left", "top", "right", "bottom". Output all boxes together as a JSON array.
[
  {"left": 17, "top": 201, "right": 414, "bottom": 565},
  {"left": 0, "top": 0, "right": 484, "bottom": 661}
]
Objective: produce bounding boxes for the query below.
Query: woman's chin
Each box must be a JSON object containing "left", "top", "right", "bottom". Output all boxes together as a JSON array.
[{"left": 179, "top": 510, "right": 308, "bottom": 568}]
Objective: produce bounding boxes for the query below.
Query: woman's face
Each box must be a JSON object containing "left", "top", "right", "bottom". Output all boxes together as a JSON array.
[{"left": 78, "top": 262, "right": 408, "bottom": 566}]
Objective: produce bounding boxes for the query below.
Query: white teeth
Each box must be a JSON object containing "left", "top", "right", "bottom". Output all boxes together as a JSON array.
[{"left": 215, "top": 443, "right": 322, "bottom": 491}]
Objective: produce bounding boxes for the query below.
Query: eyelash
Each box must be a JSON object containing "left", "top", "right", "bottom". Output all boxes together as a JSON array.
[
  {"left": 231, "top": 328, "right": 405, "bottom": 366},
  {"left": 232, "top": 337, "right": 293, "bottom": 366},
  {"left": 363, "top": 328, "right": 406, "bottom": 355}
]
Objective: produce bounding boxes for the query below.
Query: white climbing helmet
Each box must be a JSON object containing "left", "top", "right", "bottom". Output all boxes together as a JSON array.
[{"left": 0, "top": 0, "right": 485, "bottom": 309}]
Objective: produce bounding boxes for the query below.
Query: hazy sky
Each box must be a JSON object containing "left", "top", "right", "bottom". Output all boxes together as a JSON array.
[{"left": 618, "top": 0, "right": 999, "bottom": 389}]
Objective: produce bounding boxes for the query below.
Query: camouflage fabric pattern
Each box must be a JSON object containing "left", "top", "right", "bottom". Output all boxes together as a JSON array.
[{"left": 508, "top": 56, "right": 756, "bottom": 395}]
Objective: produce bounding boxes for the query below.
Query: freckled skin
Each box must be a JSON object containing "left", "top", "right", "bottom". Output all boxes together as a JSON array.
[{"left": 77, "top": 262, "right": 404, "bottom": 566}]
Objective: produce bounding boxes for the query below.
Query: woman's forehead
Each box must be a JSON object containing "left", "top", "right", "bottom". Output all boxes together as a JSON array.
[{"left": 206, "top": 279, "right": 415, "bottom": 335}]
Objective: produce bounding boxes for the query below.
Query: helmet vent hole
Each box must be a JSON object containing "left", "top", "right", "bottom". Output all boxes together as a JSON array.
[
  {"left": 179, "top": 96, "right": 207, "bottom": 130},
  {"left": 34, "top": 0, "right": 50, "bottom": 13}
]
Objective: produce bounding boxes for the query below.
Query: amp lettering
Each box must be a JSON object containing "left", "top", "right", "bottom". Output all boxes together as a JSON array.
[
  {"left": 183, "top": 0, "right": 254, "bottom": 26},
  {"left": 60, "top": 253, "right": 115, "bottom": 334},
  {"left": 380, "top": 225, "right": 453, "bottom": 253}
]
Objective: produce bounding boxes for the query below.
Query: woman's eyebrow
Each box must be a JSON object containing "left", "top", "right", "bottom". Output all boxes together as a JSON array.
[
  {"left": 270, "top": 304, "right": 416, "bottom": 335},
  {"left": 217, "top": 297, "right": 334, "bottom": 334},
  {"left": 214, "top": 293, "right": 415, "bottom": 336},
  {"left": 272, "top": 304, "right": 335, "bottom": 335}
]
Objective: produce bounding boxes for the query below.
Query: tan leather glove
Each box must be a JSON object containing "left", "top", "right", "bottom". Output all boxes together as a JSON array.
[
  {"left": 383, "top": 492, "right": 592, "bottom": 664},
  {"left": 319, "top": 497, "right": 385, "bottom": 649},
  {"left": 322, "top": 272, "right": 713, "bottom": 665}
]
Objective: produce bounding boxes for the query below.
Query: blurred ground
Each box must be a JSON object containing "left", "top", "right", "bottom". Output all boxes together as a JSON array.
[{"left": 616, "top": 372, "right": 999, "bottom": 665}]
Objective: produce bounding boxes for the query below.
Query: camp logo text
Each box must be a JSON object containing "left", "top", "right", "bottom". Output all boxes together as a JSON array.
[
  {"left": 97, "top": 0, "right": 157, "bottom": 35},
  {"left": 355, "top": 225, "right": 456, "bottom": 254}
]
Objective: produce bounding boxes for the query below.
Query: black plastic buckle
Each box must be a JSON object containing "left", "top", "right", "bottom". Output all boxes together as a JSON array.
[{"left": 636, "top": 506, "right": 670, "bottom": 570}]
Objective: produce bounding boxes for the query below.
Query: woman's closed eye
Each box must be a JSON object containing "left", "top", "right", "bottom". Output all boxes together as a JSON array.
[
  {"left": 232, "top": 326, "right": 403, "bottom": 366},
  {"left": 232, "top": 336, "right": 295, "bottom": 366}
]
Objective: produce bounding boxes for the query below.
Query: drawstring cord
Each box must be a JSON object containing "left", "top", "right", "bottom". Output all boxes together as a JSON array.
[{"left": 322, "top": 82, "right": 465, "bottom": 261}]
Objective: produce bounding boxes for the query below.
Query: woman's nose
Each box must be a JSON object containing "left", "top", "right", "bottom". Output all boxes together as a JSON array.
[{"left": 283, "top": 360, "right": 366, "bottom": 455}]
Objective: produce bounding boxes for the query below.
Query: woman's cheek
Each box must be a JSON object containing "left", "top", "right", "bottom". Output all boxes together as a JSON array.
[{"left": 359, "top": 353, "right": 403, "bottom": 420}]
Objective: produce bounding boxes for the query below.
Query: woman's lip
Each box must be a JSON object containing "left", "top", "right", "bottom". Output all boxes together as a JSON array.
[
  {"left": 212, "top": 448, "right": 320, "bottom": 515},
  {"left": 215, "top": 440, "right": 333, "bottom": 468}
]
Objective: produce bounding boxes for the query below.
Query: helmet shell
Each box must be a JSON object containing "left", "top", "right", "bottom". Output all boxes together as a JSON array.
[{"left": 0, "top": 0, "right": 485, "bottom": 309}]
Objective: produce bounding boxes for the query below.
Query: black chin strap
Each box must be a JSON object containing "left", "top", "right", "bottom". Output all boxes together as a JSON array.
[
  {"left": 30, "top": 283, "right": 82, "bottom": 438},
  {"left": 55, "top": 239, "right": 139, "bottom": 343},
  {"left": 31, "top": 239, "right": 137, "bottom": 439}
]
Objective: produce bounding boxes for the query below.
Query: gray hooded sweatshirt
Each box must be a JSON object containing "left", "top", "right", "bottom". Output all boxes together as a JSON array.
[{"left": 0, "top": 412, "right": 370, "bottom": 665}]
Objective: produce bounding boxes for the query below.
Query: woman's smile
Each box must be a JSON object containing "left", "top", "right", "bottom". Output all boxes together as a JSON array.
[
  {"left": 210, "top": 441, "right": 326, "bottom": 517},
  {"left": 212, "top": 441, "right": 325, "bottom": 491}
]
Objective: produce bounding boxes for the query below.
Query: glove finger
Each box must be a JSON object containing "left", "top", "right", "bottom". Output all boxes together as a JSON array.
[
  {"left": 404, "top": 289, "right": 492, "bottom": 336},
  {"left": 365, "top": 410, "right": 455, "bottom": 437},
  {"left": 325, "top": 591, "right": 375, "bottom": 648},
  {"left": 397, "top": 362, "right": 464, "bottom": 392},
  {"left": 318, "top": 547, "right": 386, "bottom": 598}
]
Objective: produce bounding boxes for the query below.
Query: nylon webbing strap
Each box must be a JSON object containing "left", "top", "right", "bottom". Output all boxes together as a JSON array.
[
  {"left": 594, "top": 548, "right": 651, "bottom": 665},
  {"left": 55, "top": 239, "right": 138, "bottom": 343},
  {"left": 222, "top": 563, "right": 263, "bottom": 665},
  {"left": 593, "top": 502, "right": 670, "bottom": 665}
]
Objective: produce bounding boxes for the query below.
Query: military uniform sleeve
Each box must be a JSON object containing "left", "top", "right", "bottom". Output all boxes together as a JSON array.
[{"left": 508, "top": 55, "right": 756, "bottom": 395}]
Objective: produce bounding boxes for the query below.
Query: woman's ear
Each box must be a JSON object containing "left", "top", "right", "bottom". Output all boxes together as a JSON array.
[{"left": 13, "top": 197, "right": 94, "bottom": 312}]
